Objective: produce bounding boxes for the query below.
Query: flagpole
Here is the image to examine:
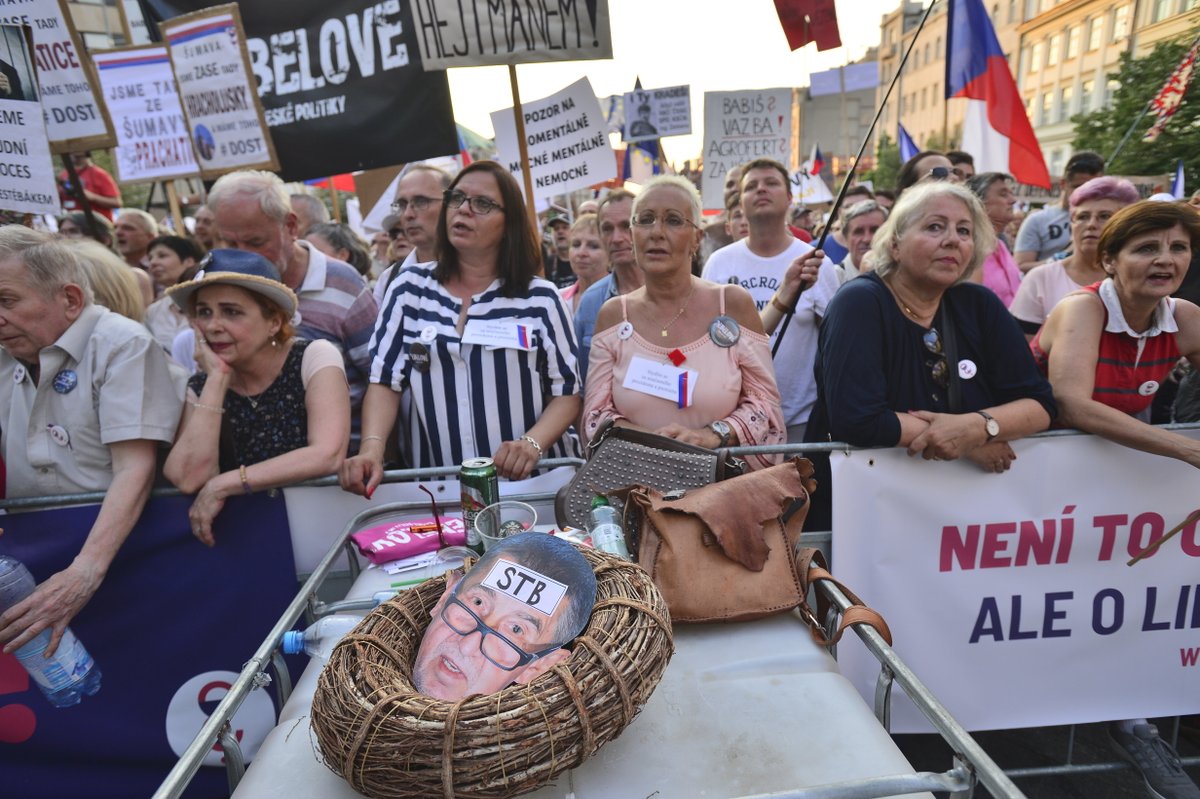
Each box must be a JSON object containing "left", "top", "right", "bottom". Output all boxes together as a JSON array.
[
  {"left": 772, "top": 0, "right": 941, "bottom": 358},
  {"left": 507, "top": 64, "right": 541, "bottom": 245},
  {"left": 1107, "top": 34, "right": 1200, "bottom": 168}
]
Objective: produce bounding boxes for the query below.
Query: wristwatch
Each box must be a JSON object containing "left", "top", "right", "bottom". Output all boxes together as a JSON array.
[
  {"left": 976, "top": 410, "right": 1000, "bottom": 442},
  {"left": 709, "top": 420, "right": 733, "bottom": 448}
]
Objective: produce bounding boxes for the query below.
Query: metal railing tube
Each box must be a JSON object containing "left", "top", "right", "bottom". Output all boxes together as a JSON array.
[{"left": 726, "top": 764, "right": 972, "bottom": 798}]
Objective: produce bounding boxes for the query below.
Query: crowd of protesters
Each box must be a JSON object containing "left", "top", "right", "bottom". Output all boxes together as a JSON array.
[{"left": 2, "top": 146, "right": 1199, "bottom": 797}]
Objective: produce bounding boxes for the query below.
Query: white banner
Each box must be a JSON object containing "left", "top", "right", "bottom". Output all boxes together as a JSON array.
[
  {"left": 91, "top": 46, "right": 199, "bottom": 183},
  {"left": 161, "top": 6, "right": 278, "bottom": 177},
  {"left": 791, "top": 170, "right": 833, "bottom": 204},
  {"left": 622, "top": 84, "right": 690, "bottom": 143},
  {"left": 9, "top": 0, "right": 115, "bottom": 151},
  {"left": 833, "top": 432, "right": 1200, "bottom": 733},
  {"left": 407, "top": 0, "right": 612, "bottom": 70},
  {"left": 701, "top": 88, "right": 792, "bottom": 210},
  {"left": 0, "top": 26, "right": 60, "bottom": 215},
  {"left": 491, "top": 76, "right": 615, "bottom": 200}
]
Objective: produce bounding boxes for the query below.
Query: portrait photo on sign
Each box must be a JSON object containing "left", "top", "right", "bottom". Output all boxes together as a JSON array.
[
  {"left": 0, "top": 25, "right": 38, "bottom": 103},
  {"left": 413, "top": 532, "right": 597, "bottom": 701}
]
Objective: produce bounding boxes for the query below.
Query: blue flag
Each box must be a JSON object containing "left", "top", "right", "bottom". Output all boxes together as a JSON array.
[
  {"left": 898, "top": 123, "right": 919, "bottom": 163},
  {"left": 1171, "top": 159, "right": 1185, "bottom": 199}
]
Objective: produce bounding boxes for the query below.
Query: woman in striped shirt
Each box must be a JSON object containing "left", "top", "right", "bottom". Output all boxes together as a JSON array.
[{"left": 341, "top": 161, "right": 581, "bottom": 496}]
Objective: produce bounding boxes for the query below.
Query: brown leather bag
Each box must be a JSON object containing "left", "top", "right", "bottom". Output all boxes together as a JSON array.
[{"left": 624, "top": 457, "right": 891, "bottom": 645}]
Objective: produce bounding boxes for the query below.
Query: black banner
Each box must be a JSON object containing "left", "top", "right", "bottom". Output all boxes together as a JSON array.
[{"left": 144, "top": 0, "right": 458, "bottom": 181}]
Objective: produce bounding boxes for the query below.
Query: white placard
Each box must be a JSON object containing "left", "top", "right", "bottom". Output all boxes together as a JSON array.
[
  {"left": 161, "top": 7, "right": 277, "bottom": 177},
  {"left": 791, "top": 170, "right": 833, "bottom": 204},
  {"left": 91, "top": 46, "right": 199, "bottom": 183},
  {"left": 622, "top": 84, "right": 691, "bottom": 143},
  {"left": 0, "top": 26, "right": 60, "bottom": 215},
  {"left": 7, "top": 0, "right": 114, "bottom": 151},
  {"left": 833, "top": 431, "right": 1200, "bottom": 733},
  {"left": 701, "top": 88, "right": 793, "bottom": 210},
  {"left": 407, "top": 0, "right": 612, "bottom": 70},
  {"left": 118, "top": 0, "right": 151, "bottom": 45},
  {"left": 491, "top": 76, "right": 616, "bottom": 200}
]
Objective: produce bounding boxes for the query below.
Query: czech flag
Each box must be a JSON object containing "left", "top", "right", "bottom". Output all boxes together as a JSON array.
[
  {"left": 946, "top": 0, "right": 1050, "bottom": 188},
  {"left": 898, "top": 123, "right": 920, "bottom": 163},
  {"left": 806, "top": 143, "right": 825, "bottom": 177}
]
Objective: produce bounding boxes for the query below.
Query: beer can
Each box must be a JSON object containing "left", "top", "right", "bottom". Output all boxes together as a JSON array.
[{"left": 460, "top": 457, "right": 499, "bottom": 554}]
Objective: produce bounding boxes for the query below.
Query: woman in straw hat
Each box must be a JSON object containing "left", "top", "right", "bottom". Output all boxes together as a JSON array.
[{"left": 164, "top": 249, "right": 350, "bottom": 546}]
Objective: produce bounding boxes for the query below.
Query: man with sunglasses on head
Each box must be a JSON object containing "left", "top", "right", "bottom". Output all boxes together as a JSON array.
[
  {"left": 373, "top": 164, "right": 452, "bottom": 303},
  {"left": 413, "top": 533, "right": 597, "bottom": 701}
]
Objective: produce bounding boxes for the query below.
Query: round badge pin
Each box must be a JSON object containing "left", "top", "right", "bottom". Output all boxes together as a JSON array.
[
  {"left": 1138, "top": 380, "right": 1160, "bottom": 397},
  {"left": 12, "top": 365, "right": 25, "bottom": 383},
  {"left": 958, "top": 359, "right": 978, "bottom": 380},
  {"left": 419, "top": 325, "right": 438, "bottom": 343},
  {"left": 409, "top": 342, "right": 432, "bottom": 372},
  {"left": 48, "top": 424, "right": 70, "bottom": 447},
  {"left": 708, "top": 316, "right": 741, "bottom": 348},
  {"left": 53, "top": 369, "right": 78, "bottom": 394},
  {"left": 617, "top": 321, "right": 634, "bottom": 340}
]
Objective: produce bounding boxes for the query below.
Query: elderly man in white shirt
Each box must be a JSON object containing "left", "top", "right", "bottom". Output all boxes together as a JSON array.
[{"left": 0, "top": 227, "right": 185, "bottom": 658}]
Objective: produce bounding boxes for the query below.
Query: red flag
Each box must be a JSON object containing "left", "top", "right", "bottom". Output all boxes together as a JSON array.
[
  {"left": 774, "top": 0, "right": 841, "bottom": 52},
  {"left": 1144, "top": 38, "right": 1200, "bottom": 142}
]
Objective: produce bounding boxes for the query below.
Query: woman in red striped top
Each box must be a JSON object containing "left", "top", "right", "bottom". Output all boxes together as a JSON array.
[{"left": 1032, "top": 201, "right": 1200, "bottom": 467}]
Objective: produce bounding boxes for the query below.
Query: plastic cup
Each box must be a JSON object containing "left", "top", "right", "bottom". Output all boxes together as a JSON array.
[{"left": 474, "top": 501, "right": 538, "bottom": 552}]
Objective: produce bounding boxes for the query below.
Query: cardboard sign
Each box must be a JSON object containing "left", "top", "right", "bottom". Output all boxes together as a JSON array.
[
  {"left": 481, "top": 558, "right": 567, "bottom": 617},
  {"left": 834, "top": 431, "right": 1200, "bottom": 733},
  {"left": 6, "top": 0, "right": 115, "bottom": 153},
  {"left": 491, "top": 76, "right": 616, "bottom": 200},
  {"left": 160, "top": 4, "right": 278, "bottom": 177},
  {"left": 0, "top": 25, "right": 61, "bottom": 215},
  {"left": 407, "top": 0, "right": 612, "bottom": 70},
  {"left": 622, "top": 85, "right": 691, "bottom": 143},
  {"left": 701, "top": 88, "right": 793, "bottom": 210},
  {"left": 91, "top": 46, "right": 199, "bottom": 183}
]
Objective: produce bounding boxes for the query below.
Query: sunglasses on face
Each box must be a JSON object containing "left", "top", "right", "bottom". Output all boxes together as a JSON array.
[
  {"left": 925, "top": 166, "right": 951, "bottom": 182},
  {"left": 387, "top": 228, "right": 404, "bottom": 240}
]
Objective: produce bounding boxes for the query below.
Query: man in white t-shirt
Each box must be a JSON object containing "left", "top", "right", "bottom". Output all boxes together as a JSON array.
[{"left": 702, "top": 158, "right": 838, "bottom": 442}]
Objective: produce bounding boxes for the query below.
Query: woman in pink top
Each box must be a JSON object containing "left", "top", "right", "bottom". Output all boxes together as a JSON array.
[
  {"left": 582, "top": 175, "right": 786, "bottom": 470},
  {"left": 558, "top": 213, "right": 607, "bottom": 314},
  {"left": 967, "top": 172, "right": 1023, "bottom": 307}
]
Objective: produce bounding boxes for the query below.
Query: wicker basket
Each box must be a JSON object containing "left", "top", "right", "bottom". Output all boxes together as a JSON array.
[{"left": 310, "top": 548, "right": 674, "bottom": 799}]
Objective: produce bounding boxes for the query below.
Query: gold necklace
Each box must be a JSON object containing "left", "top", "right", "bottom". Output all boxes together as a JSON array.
[
  {"left": 886, "top": 277, "right": 936, "bottom": 322},
  {"left": 659, "top": 280, "right": 697, "bottom": 337}
]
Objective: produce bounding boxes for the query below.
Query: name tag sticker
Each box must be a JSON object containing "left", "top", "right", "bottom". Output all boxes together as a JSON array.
[
  {"left": 481, "top": 558, "right": 567, "bottom": 617},
  {"left": 622, "top": 355, "right": 698, "bottom": 408},
  {"left": 461, "top": 319, "right": 533, "bottom": 351}
]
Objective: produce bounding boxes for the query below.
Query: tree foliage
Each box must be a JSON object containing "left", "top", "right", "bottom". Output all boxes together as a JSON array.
[
  {"left": 1073, "top": 31, "right": 1200, "bottom": 187},
  {"left": 865, "top": 132, "right": 902, "bottom": 190}
]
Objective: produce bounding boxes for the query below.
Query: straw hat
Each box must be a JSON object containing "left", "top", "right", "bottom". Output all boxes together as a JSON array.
[{"left": 167, "top": 249, "right": 298, "bottom": 317}]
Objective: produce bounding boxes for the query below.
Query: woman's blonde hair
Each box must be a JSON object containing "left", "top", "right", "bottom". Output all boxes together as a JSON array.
[
  {"left": 67, "top": 240, "right": 145, "bottom": 322},
  {"left": 869, "top": 181, "right": 996, "bottom": 283}
]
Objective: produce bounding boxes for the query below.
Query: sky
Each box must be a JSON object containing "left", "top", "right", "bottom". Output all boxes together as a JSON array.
[{"left": 445, "top": 0, "right": 902, "bottom": 166}]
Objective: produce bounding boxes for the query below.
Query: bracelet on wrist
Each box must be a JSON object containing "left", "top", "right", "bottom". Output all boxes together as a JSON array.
[
  {"left": 190, "top": 401, "right": 225, "bottom": 414},
  {"left": 771, "top": 293, "right": 792, "bottom": 314},
  {"left": 361, "top": 435, "right": 384, "bottom": 445},
  {"left": 519, "top": 434, "right": 543, "bottom": 459},
  {"left": 239, "top": 464, "right": 253, "bottom": 495}
]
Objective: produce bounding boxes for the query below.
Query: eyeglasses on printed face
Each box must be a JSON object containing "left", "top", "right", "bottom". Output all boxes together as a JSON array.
[
  {"left": 444, "top": 189, "right": 504, "bottom": 215},
  {"left": 440, "top": 593, "right": 558, "bottom": 671},
  {"left": 390, "top": 195, "right": 441, "bottom": 214},
  {"left": 923, "top": 327, "right": 949, "bottom": 388},
  {"left": 631, "top": 211, "right": 698, "bottom": 230}
]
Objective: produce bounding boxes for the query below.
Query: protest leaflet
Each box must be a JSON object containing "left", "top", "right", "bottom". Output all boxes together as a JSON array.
[
  {"left": 91, "top": 46, "right": 199, "bottom": 183},
  {"left": 623, "top": 85, "right": 691, "bottom": 143},
  {"left": 408, "top": 0, "right": 612, "bottom": 70},
  {"left": 701, "top": 88, "right": 793, "bottom": 210},
  {"left": 6, "top": 0, "right": 114, "bottom": 153},
  {"left": 0, "top": 25, "right": 60, "bottom": 215},
  {"left": 491, "top": 77, "right": 616, "bottom": 200},
  {"left": 160, "top": 4, "right": 278, "bottom": 177}
]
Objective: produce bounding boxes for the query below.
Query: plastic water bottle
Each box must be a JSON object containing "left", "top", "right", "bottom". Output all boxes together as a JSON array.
[
  {"left": 281, "top": 615, "right": 362, "bottom": 660},
  {"left": 0, "top": 556, "right": 101, "bottom": 708},
  {"left": 587, "top": 496, "right": 631, "bottom": 560}
]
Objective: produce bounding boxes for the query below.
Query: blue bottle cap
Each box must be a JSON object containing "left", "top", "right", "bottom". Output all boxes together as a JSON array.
[{"left": 281, "top": 630, "right": 303, "bottom": 655}]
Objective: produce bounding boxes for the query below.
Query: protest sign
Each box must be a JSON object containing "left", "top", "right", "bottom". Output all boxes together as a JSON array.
[
  {"left": 117, "top": 0, "right": 153, "bottom": 45},
  {"left": 407, "top": 0, "right": 612, "bottom": 70},
  {"left": 623, "top": 84, "right": 691, "bottom": 143},
  {"left": 0, "top": 25, "right": 59, "bottom": 215},
  {"left": 791, "top": 169, "right": 833, "bottom": 204},
  {"left": 91, "top": 45, "right": 199, "bottom": 183},
  {"left": 146, "top": 0, "right": 457, "bottom": 182},
  {"left": 833, "top": 431, "right": 1200, "bottom": 733},
  {"left": 701, "top": 88, "right": 792, "bottom": 210},
  {"left": 3, "top": 0, "right": 115, "bottom": 153},
  {"left": 160, "top": 5, "right": 279, "bottom": 177},
  {"left": 491, "top": 77, "right": 615, "bottom": 200}
]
